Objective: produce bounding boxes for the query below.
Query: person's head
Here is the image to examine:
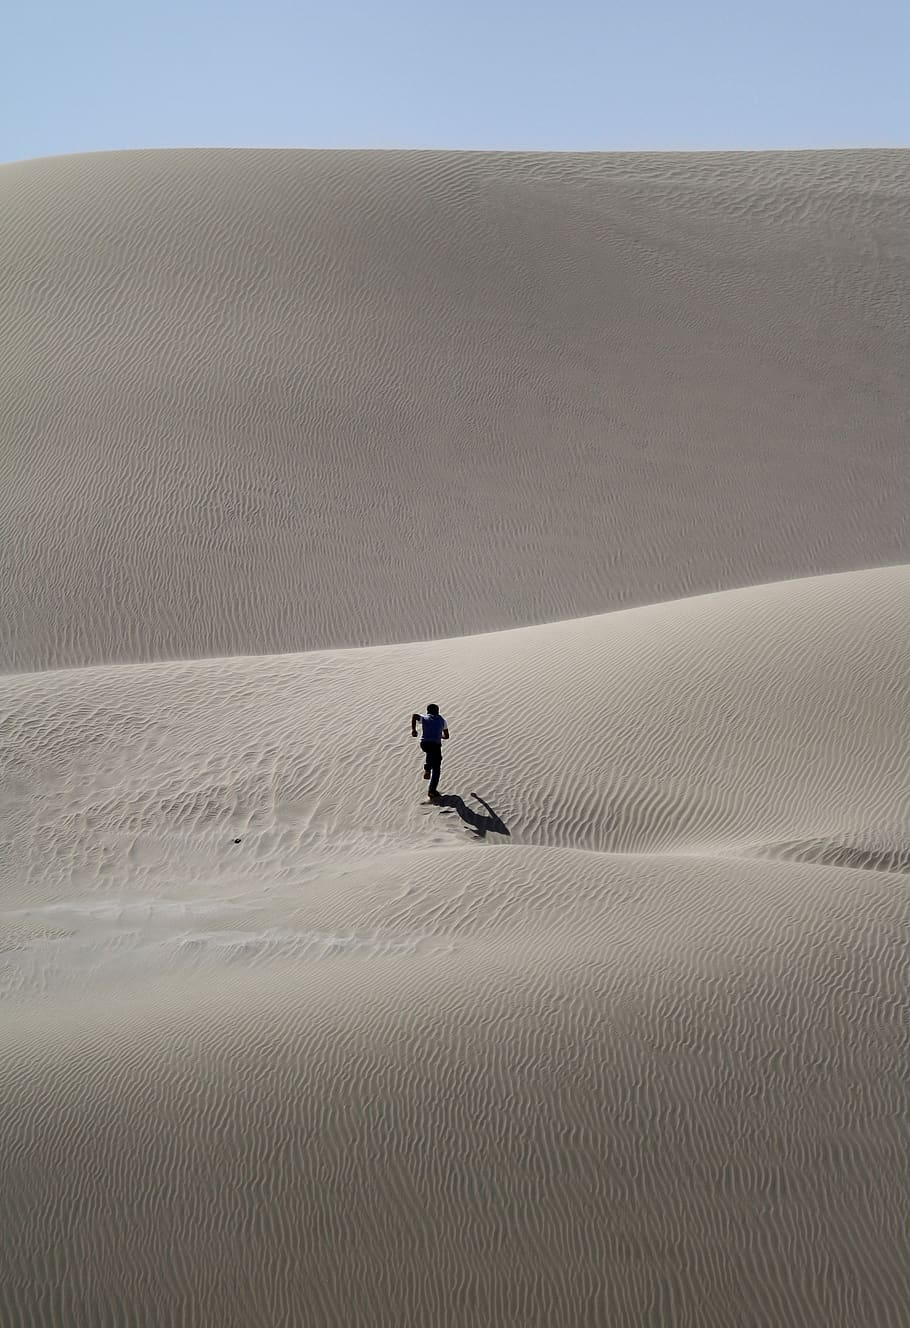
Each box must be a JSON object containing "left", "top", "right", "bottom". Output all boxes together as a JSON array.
[{"left": 426, "top": 703, "right": 439, "bottom": 715}]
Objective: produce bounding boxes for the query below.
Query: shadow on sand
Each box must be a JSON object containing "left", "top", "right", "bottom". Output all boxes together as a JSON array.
[{"left": 434, "top": 792, "right": 510, "bottom": 839}]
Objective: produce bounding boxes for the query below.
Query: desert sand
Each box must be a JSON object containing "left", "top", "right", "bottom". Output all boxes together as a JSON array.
[{"left": 2, "top": 149, "right": 909, "bottom": 1326}]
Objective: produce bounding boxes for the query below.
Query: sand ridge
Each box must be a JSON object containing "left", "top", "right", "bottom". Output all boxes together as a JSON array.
[{"left": 4, "top": 565, "right": 910, "bottom": 913}]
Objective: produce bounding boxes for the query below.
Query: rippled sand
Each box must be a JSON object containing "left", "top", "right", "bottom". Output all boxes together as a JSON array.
[
  {"left": 3, "top": 149, "right": 910, "bottom": 671},
  {"left": 2, "top": 149, "right": 909, "bottom": 1326}
]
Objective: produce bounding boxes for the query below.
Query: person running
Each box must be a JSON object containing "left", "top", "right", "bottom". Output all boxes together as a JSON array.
[{"left": 410, "top": 704, "right": 449, "bottom": 799}]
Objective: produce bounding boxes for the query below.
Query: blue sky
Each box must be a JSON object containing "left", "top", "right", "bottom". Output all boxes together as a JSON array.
[{"left": 5, "top": 0, "right": 909, "bottom": 164}]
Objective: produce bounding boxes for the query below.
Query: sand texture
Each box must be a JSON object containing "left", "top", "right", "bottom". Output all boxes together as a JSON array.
[
  {"left": 3, "top": 148, "right": 910, "bottom": 670},
  {"left": 2, "top": 149, "right": 910, "bottom": 1326}
]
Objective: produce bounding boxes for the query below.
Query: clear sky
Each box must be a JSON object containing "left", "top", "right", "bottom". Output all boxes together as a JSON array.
[{"left": 5, "top": 0, "right": 909, "bottom": 164}]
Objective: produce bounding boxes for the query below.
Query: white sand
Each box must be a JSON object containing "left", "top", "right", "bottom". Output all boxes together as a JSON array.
[{"left": 2, "top": 149, "right": 909, "bottom": 1326}]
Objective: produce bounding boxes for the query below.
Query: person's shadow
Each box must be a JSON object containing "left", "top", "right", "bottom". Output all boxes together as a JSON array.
[{"left": 434, "top": 792, "right": 510, "bottom": 839}]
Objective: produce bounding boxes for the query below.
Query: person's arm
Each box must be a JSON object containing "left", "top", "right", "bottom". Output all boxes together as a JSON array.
[
  {"left": 411, "top": 713, "right": 421, "bottom": 737},
  {"left": 442, "top": 727, "right": 450, "bottom": 740}
]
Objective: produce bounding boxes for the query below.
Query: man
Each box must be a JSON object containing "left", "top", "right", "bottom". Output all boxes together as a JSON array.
[{"left": 410, "top": 704, "right": 450, "bottom": 799}]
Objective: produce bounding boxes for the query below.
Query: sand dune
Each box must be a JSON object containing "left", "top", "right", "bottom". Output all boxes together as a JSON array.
[
  {"left": 4, "top": 564, "right": 910, "bottom": 913},
  {"left": 3, "top": 149, "right": 910, "bottom": 671},
  {"left": 3, "top": 567, "right": 910, "bottom": 1324},
  {"left": 2, "top": 149, "right": 910, "bottom": 1325}
]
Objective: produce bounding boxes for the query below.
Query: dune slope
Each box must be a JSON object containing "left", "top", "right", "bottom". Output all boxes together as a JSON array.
[
  {"left": 2, "top": 568, "right": 909, "bottom": 1325},
  {"left": 3, "top": 149, "right": 910, "bottom": 670}
]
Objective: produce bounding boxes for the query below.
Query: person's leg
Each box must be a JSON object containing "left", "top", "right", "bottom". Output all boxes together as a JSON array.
[
  {"left": 427, "top": 742, "right": 442, "bottom": 796},
  {"left": 420, "top": 740, "right": 431, "bottom": 778}
]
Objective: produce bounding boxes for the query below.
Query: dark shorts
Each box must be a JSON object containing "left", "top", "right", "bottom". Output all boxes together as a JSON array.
[{"left": 420, "top": 740, "right": 442, "bottom": 769}]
